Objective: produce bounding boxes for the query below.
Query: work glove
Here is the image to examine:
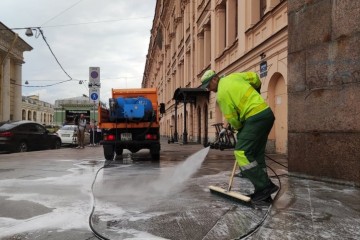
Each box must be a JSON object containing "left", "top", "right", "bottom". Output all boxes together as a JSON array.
[{"left": 219, "top": 128, "right": 227, "bottom": 138}]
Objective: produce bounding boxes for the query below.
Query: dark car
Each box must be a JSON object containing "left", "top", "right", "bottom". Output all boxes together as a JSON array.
[{"left": 0, "top": 120, "right": 62, "bottom": 153}]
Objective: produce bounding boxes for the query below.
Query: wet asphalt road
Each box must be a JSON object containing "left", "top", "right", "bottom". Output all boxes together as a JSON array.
[{"left": 0, "top": 139, "right": 359, "bottom": 240}]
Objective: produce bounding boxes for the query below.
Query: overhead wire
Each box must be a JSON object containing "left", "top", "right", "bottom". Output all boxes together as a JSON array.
[
  {"left": 42, "top": 16, "right": 154, "bottom": 28},
  {"left": 40, "top": 0, "right": 86, "bottom": 27},
  {"left": 23, "top": 76, "right": 142, "bottom": 81},
  {"left": 11, "top": 79, "right": 74, "bottom": 87},
  {"left": 38, "top": 29, "right": 73, "bottom": 80}
]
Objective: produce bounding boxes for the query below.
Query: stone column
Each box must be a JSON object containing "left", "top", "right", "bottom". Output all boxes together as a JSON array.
[
  {"left": 1, "top": 58, "right": 11, "bottom": 121},
  {"left": 183, "top": 95, "right": 188, "bottom": 144},
  {"left": 174, "top": 101, "right": 178, "bottom": 142},
  {"left": 13, "top": 63, "right": 22, "bottom": 121}
]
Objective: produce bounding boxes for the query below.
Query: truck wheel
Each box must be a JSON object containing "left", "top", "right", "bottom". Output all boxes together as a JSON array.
[
  {"left": 151, "top": 152, "right": 160, "bottom": 161},
  {"left": 115, "top": 148, "right": 123, "bottom": 156},
  {"left": 103, "top": 145, "right": 115, "bottom": 161}
]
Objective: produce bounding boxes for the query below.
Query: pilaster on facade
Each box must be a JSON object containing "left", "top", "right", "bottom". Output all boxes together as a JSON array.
[
  {"left": 13, "top": 63, "right": 22, "bottom": 121},
  {"left": 1, "top": 58, "right": 11, "bottom": 121}
]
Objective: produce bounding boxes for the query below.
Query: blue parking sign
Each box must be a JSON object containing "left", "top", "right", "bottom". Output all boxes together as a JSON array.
[{"left": 91, "top": 93, "right": 98, "bottom": 101}]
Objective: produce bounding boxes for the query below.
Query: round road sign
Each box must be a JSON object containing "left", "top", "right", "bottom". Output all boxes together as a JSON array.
[
  {"left": 90, "top": 93, "right": 98, "bottom": 101},
  {"left": 91, "top": 71, "right": 99, "bottom": 79}
]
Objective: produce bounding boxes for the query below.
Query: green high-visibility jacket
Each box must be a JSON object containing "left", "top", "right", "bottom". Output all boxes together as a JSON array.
[{"left": 216, "top": 72, "right": 269, "bottom": 130}]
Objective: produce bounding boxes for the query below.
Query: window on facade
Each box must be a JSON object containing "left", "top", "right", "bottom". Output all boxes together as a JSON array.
[
  {"left": 179, "top": 63, "right": 184, "bottom": 87},
  {"left": 216, "top": 3, "right": 226, "bottom": 55},
  {"left": 260, "top": 0, "right": 267, "bottom": 18},
  {"left": 204, "top": 24, "right": 211, "bottom": 66},
  {"left": 198, "top": 31, "right": 204, "bottom": 70},
  {"left": 227, "top": 0, "right": 237, "bottom": 46}
]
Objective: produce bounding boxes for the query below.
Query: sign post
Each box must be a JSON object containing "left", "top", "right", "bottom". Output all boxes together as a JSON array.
[{"left": 89, "top": 67, "right": 100, "bottom": 146}]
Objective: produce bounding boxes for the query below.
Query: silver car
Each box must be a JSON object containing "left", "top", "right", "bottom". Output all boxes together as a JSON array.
[{"left": 56, "top": 125, "right": 90, "bottom": 146}]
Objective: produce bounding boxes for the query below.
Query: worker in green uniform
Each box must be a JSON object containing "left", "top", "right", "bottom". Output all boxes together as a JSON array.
[{"left": 200, "top": 70, "right": 278, "bottom": 202}]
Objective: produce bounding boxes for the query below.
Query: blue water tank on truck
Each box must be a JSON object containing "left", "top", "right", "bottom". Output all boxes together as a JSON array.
[{"left": 109, "top": 97, "right": 154, "bottom": 122}]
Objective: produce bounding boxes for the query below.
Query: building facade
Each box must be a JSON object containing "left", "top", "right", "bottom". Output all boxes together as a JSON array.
[
  {"left": 143, "top": 0, "right": 288, "bottom": 154},
  {"left": 54, "top": 95, "right": 99, "bottom": 126},
  {"left": 21, "top": 95, "right": 54, "bottom": 125},
  {"left": 0, "top": 22, "right": 33, "bottom": 121}
]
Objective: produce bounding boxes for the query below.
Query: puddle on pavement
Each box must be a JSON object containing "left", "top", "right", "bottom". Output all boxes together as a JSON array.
[
  {"left": 0, "top": 169, "right": 15, "bottom": 173},
  {"left": 0, "top": 196, "right": 53, "bottom": 220},
  {"left": 78, "top": 160, "right": 102, "bottom": 166}
]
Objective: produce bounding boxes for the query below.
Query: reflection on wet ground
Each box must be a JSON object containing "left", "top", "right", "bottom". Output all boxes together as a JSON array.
[
  {"left": 0, "top": 141, "right": 359, "bottom": 240},
  {"left": 92, "top": 145, "right": 360, "bottom": 240}
]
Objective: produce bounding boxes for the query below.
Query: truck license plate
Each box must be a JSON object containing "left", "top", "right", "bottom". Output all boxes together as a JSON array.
[{"left": 121, "top": 133, "right": 132, "bottom": 141}]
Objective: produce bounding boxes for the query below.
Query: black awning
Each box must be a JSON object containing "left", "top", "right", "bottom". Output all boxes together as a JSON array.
[{"left": 173, "top": 88, "right": 209, "bottom": 103}]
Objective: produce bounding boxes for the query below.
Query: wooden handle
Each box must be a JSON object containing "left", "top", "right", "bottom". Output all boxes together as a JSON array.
[{"left": 227, "top": 160, "right": 238, "bottom": 192}]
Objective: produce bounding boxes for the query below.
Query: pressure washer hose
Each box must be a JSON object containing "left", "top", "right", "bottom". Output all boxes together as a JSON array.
[
  {"left": 238, "top": 155, "right": 287, "bottom": 239},
  {"left": 88, "top": 154, "right": 286, "bottom": 240},
  {"left": 88, "top": 161, "right": 112, "bottom": 240}
]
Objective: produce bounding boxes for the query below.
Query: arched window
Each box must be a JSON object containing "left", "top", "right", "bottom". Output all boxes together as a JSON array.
[{"left": 22, "top": 110, "right": 26, "bottom": 120}]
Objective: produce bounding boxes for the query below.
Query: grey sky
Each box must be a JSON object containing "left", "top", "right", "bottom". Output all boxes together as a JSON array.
[{"left": 0, "top": 0, "right": 156, "bottom": 104}]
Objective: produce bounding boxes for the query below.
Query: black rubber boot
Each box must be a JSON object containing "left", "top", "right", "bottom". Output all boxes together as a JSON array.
[{"left": 250, "top": 182, "right": 279, "bottom": 202}]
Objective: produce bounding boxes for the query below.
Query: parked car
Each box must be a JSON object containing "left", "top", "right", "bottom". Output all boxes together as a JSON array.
[
  {"left": 0, "top": 120, "right": 62, "bottom": 153},
  {"left": 56, "top": 125, "right": 90, "bottom": 146},
  {"left": 44, "top": 125, "right": 60, "bottom": 133}
]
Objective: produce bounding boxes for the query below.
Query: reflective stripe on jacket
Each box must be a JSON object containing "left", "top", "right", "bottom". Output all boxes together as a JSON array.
[{"left": 216, "top": 72, "right": 268, "bottom": 130}]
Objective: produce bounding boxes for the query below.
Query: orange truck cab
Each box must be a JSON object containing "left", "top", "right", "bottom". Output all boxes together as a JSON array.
[{"left": 98, "top": 88, "right": 162, "bottom": 161}]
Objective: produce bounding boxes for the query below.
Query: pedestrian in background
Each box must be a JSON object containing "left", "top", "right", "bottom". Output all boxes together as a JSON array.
[
  {"left": 88, "top": 121, "right": 95, "bottom": 146},
  {"left": 200, "top": 70, "right": 278, "bottom": 202},
  {"left": 95, "top": 124, "right": 102, "bottom": 145},
  {"left": 76, "top": 114, "right": 87, "bottom": 149}
]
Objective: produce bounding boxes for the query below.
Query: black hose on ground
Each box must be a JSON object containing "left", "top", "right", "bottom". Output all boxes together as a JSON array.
[
  {"left": 88, "top": 161, "right": 113, "bottom": 240},
  {"left": 237, "top": 163, "right": 282, "bottom": 239}
]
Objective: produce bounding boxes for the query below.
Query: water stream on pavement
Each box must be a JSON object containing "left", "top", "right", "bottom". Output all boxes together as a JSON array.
[
  {"left": 102, "top": 147, "right": 211, "bottom": 201},
  {"left": 151, "top": 146, "right": 210, "bottom": 195}
]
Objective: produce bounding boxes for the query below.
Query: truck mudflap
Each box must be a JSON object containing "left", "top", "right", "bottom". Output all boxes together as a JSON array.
[{"left": 102, "top": 140, "right": 160, "bottom": 161}]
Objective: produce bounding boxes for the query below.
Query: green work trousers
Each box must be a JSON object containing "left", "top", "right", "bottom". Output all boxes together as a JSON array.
[{"left": 234, "top": 107, "right": 275, "bottom": 192}]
